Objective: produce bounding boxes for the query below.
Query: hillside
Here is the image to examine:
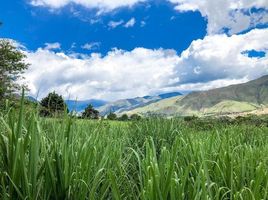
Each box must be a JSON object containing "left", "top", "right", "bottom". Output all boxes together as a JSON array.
[
  {"left": 178, "top": 75, "right": 268, "bottom": 110},
  {"left": 125, "top": 75, "right": 268, "bottom": 116},
  {"left": 97, "top": 92, "right": 182, "bottom": 116}
]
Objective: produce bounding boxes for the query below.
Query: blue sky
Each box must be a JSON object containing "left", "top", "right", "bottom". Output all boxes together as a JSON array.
[
  {"left": 1, "top": 0, "right": 268, "bottom": 100},
  {"left": 0, "top": 0, "right": 206, "bottom": 54}
]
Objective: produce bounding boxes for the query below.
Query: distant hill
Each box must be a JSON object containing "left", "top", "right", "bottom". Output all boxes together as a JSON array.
[
  {"left": 26, "top": 96, "right": 38, "bottom": 103},
  {"left": 97, "top": 92, "right": 182, "bottom": 116},
  {"left": 178, "top": 75, "right": 268, "bottom": 110},
  {"left": 125, "top": 75, "right": 268, "bottom": 117},
  {"left": 65, "top": 99, "right": 107, "bottom": 112}
]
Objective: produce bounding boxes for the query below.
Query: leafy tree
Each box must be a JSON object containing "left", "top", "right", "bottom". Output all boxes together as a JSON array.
[
  {"left": 82, "top": 104, "right": 99, "bottom": 119},
  {"left": 40, "top": 92, "right": 68, "bottom": 117},
  {"left": 0, "top": 39, "right": 29, "bottom": 103},
  {"left": 119, "top": 114, "right": 129, "bottom": 121},
  {"left": 107, "top": 112, "right": 117, "bottom": 120},
  {"left": 130, "top": 114, "right": 142, "bottom": 121}
]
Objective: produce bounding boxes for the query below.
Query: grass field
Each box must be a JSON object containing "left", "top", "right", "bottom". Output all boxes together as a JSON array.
[{"left": 1, "top": 99, "right": 268, "bottom": 199}]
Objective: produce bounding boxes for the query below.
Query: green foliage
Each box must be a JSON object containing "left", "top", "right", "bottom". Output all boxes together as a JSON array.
[
  {"left": 107, "top": 112, "right": 117, "bottom": 120},
  {"left": 40, "top": 91, "right": 67, "bottom": 117},
  {"left": 0, "top": 40, "right": 29, "bottom": 104},
  {"left": 184, "top": 115, "right": 198, "bottom": 122},
  {"left": 82, "top": 104, "right": 99, "bottom": 119},
  {"left": 130, "top": 113, "right": 142, "bottom": 121},
  {"left": 118, "top": 114, "right": 129, "bottom": 121},
  {"left": 1, "top": 99, "right": 268, "bottom": 199}
]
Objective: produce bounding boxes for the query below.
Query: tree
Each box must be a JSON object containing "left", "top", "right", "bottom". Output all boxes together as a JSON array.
[
  {"left": 119, "top": 114, "right": 129, "bottom": 121},
  {"left": 40, "top": 92, "right": 68, "bottom": 117},
  {"left": 130, "top": 114, "right": 142, "bottom": 121},
  {"left": 82, "top": 104, "right": 99, "bottom": 119},
  {"left": 107, "top": 112, "right": 117, "bottom": 120},
  {"left": 0, "top": 39, "right": 29, "bottom": 102}
]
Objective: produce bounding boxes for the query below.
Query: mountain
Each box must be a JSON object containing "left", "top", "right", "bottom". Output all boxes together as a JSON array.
[
  {"left": 26, "top": 96, "right": 38, "bottom": 103},
  {"left": 97, "top": 92, "right": 182, "bottom": 116},
  {"left": 125, "top": 75, "right": 268, "bottom": 117},
  {"left": 65, "top": 99, "right": 107, "bottom": 112}
]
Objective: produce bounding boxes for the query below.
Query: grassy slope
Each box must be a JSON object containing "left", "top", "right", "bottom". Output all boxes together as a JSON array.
[
  {"left": 178, "top": 75, "right": 268, "bottom": 110},
  {"left": 125, "top": 96, "right": 186, "bottom": 116},
  {"left": 125, "top": 75, "right": 268, "bottom": 116},
  {"left": 98, "top": 93, "right": 182, "bottom": 116},
  {"left": 126, "top": 99, "right": 260, "bottom": 116}
]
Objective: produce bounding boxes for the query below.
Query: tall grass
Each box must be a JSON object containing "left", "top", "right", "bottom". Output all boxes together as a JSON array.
[{"left": 1, "top": 96, "right": 268, "bottom": 199}]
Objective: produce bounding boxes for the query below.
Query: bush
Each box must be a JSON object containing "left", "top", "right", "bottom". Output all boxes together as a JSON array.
[
  {"left": 107, "top": 112, "right": 117, "bottom": 120},
  {"left": 184, "top": 115, "right": 198, "bottom": 122},
  {"left": 119, "top": 114, "right": 129, "bottom": 121},
  {"left": 130, "top": 114, "right": 142, "bottom": 121}
]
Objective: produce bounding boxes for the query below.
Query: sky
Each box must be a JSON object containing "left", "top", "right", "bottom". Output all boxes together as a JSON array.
[{"left": 0, "top": 0, "right": 268, "bottom": 101}]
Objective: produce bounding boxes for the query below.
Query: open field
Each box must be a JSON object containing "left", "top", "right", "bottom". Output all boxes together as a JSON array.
[{"left": 1, "top": 101, "right": 268, "bottom": 199}]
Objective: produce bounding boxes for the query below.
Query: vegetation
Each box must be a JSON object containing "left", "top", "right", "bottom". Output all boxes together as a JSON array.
[
  {"left": 118, "top": 114, "right": 129, "bottom": 121},
  {"left": 124, "top": 76, "right": 268, "bottom": 117},
  {"left": 40, "top": 91, "right": 68, "bottom": 117},
  {"left": 107, "top": 112, "right": 117, "bottom": 120},
  {"left": 82, "top": 104, "right": 99, "bottom": 119},
  {"left": 1, "top": 95, "right": 268, "bottom": 199},
  {"left": 98, "top": 92, "right": 182, "bottom": 116},
  {"left": 130, "top": 113, "right": 142, "bottom": 121},
  {"left": 0, "top": 39, "right": 29, "bottom": 106}
]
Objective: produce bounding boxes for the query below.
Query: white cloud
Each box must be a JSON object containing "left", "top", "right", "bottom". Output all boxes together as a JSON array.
[
  {"left": 169, "top": 0, "right": 268, "bottom": 34},
  {"left": 124, "top": 18, "right": 136, "bottom": 28},
  {"left": 30, "top": 0, "right": 146, "bottom": 12},
  {"left": 108, "top": 20, "right": 124, "bottom": 29},
  {"left": 81, "top": 42, "right": 101, "bottom": 50},
  {"left": 21, "top": 28, "right": 268, "bottom": 101},
  {"left": 44, "top": 42, "right": 61, "bottom": 50},
  {"left": 177, "top": 28, "right": 268, "bottom": 84},
  {"left": 24, "top": 48, "right": 180, "bottom": 100}
]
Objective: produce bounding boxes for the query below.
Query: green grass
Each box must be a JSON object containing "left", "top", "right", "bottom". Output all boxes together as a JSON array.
[{"left": 1, "top": 96, "right": 268, "bottom": 199}]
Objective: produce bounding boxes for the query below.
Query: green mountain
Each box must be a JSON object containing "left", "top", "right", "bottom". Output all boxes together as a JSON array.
[
  {"left": 97, "top": 92, "right": 182, "bottom": 116},
  {"left": 125, "top": 75, "right": 268, "bottom": 116}
]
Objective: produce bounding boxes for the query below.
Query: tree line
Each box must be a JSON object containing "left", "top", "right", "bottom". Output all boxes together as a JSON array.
[{"left": 39, "top": 91, "right": 141, "bottom": 121}]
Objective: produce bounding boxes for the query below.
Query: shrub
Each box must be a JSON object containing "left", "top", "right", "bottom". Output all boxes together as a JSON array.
[
  {"left": 184, "top": 115, "right": 198, "bottom": 122},
  {"left": 118, "top": 114, "right": 129, "bottom": 121},
  {"left": 107, "top": 112, "right": 117, "bottom": 120},
  {"left": 130, "top": 114, "right": 142, "bottom": 121}
]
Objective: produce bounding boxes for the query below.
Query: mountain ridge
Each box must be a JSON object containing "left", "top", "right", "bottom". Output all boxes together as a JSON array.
[
  {"left": 97, "top": 92, "right": 182, "bottom": 116},
  {"left": 124, "top": 75, "right": 268, "bottom": 117}
]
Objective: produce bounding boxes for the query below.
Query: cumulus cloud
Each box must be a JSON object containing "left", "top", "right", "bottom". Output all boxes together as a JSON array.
[
  {"left": 169, "top": 0, "right": 268, "bottom": 34},
  {"left": 22, "top": 28, "right": 268, "bottom": 101},
  {"left": 176, "top": 28, "right": 268, "bottom": 85},
  {"left": 30, "top": 0, "right": 146, "bottom": 12},
  {"left": 24, "top": 48, "right": 180, "bottom": 100},
  {"left": 124, "top": 18, "right": 136, "bottom": 28}
]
